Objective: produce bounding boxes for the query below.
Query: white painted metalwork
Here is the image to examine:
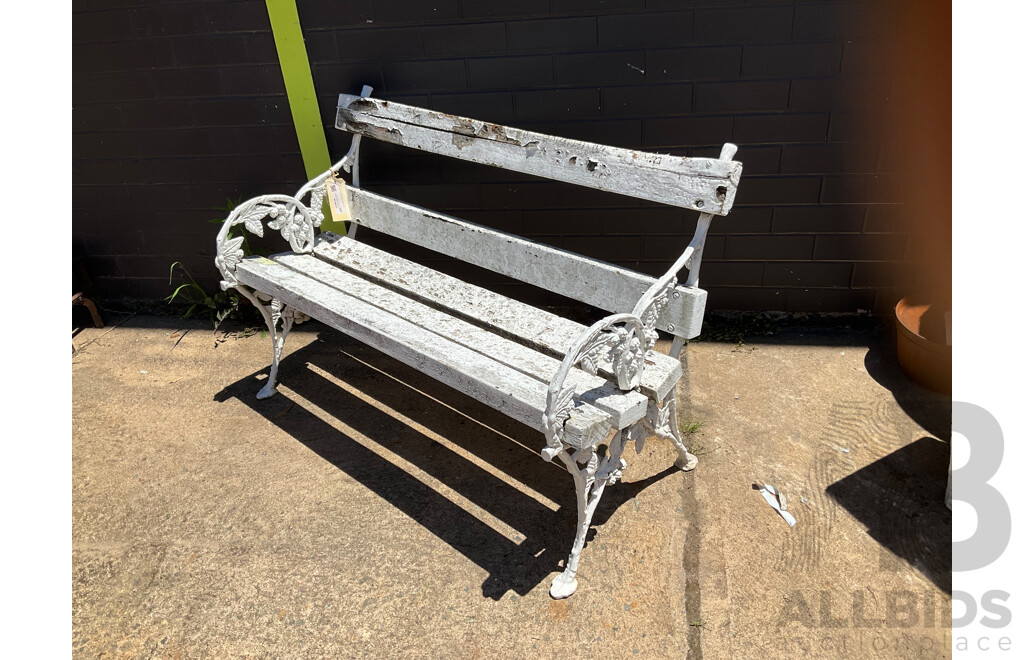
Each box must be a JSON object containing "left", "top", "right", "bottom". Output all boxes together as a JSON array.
[{"left": 215, "top": 92, "right": 741, "bottom": 599}]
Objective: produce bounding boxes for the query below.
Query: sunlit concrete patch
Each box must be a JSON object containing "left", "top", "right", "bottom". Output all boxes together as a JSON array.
[
  {"left": 73, "top": 319, "right": 694, "bottom": 658},
  {"left": 686, "top": 333, "right": 951, "bottom": 659}
]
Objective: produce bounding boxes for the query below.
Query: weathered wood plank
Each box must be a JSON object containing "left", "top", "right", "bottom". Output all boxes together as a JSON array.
[
  {"left": 314, "top": 234, "right": 683, "bottom": 402},
  {"left": 236, "top": 257, "right": 613, "bottom": 448},
  {"left": 338, "top": 188, "right": 708, "bottom": 340},
  {"left": 269, "top": 251, "right": 648, "bottom": 428},
  {"left": 336, "top": 94, "right": 741, "bottom": 215}
]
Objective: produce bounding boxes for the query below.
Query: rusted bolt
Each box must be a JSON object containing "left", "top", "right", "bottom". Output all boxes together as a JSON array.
[{"left": 667, "top": 324, "right": 676, "bottom": 332}]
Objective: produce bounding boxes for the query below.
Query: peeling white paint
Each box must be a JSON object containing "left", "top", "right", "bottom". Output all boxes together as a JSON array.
[{"left": 216, "top": 94, "right": 744, "bottom": 599}]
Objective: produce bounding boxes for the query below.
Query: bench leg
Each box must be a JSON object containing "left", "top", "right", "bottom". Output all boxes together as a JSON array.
[
  {"left": 257, "top": 299, "right": 297, "bottom": 400},
  {"left": 646, "top": 388, "right": 699, "bottom": 471},
  {"left": 550, "top": 429, "right": 631, "bottom": 599}
]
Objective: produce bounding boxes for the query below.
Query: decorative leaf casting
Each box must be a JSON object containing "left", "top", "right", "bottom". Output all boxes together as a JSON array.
[
  {"left": 549, "top": 423, "right": 641, "bottom": 598},
  {"left": 215, "top": 235, "right": 246, "bottom": 289},
  {"left": 643, "top": 389, "right": 698, "bottom": 472},
  {"left": 542, "top": 313, "right": 648, "bottom": 461},
  {"left": 211, "top": 177, "right": 336, "bottom": 401},
  {"left": 307, "top": 184, "right": 326, "bottom": 228},
  {"left": 609, "top": 325, "right": 644, "bottom": 391},
  {"left": 643, "top": 392, "right": 676, "bottom": 439},
  {"left": 631, "top": 275, "right": 677, "bottom": 349},
  {"left": 541, "top": 385, "right": 577, "bottom": 462},
  {"left": 215, "top": 194, "right": 321, "bottom": 290}
]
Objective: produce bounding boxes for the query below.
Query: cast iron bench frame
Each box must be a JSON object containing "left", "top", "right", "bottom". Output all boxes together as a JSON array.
[{"left": 215, "top": 87, "right": 742, "bottom": 598}]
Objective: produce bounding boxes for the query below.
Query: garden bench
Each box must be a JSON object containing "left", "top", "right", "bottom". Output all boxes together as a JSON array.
[{"left": 215, "top": 87, "right": 742, "bottom": 598}]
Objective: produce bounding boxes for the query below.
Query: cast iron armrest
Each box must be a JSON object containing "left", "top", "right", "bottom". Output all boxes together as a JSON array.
[{"left": 540, "top": 142, "right": 738, "bottom": 460}]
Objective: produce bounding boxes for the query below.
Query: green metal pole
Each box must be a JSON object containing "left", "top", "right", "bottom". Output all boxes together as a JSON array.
[{"left": 265, "top": 0, "right": 343, "bottom": 233}]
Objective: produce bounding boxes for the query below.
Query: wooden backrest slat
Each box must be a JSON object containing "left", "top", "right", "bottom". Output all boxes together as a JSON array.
[
  {"left": 345, "top": 187, "right": 707, "bottom": 339},
  {"left": 336, "top": 94, "right": 741, "bottom": 215}
]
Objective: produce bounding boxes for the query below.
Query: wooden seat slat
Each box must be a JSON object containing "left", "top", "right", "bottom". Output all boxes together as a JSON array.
[
  {"left": 268, "top": 251, "right": 649, "bottom": 428},
  {"left": 314, "top": 233, "right": 682, "bottom": 402},
  {"left": 237, "top": 256, "right": 630, "bottom": 446}
]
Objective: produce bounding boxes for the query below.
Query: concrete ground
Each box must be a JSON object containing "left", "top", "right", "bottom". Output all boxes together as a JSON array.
[{"left": 72, "top": 313, "right": 951, "bottom": 659}]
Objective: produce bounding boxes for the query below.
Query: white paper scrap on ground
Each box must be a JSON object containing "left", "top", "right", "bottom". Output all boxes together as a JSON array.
[{"left": 758, "top": 483, "right": 796, "bottom": 527}]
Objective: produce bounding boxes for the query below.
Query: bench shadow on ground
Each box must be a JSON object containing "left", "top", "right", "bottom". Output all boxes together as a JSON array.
[
  {"left": 718, "top": 325, "right": 951, "bottom": 593},
  {"left": 214, "top": 331, "right": 680, "bottom": 600},
  {"left": 826, "top": 436, "right": 951, "bottom": 593},
  {"left": 829, "top": 330, "right": 951, "bottom": 593}
]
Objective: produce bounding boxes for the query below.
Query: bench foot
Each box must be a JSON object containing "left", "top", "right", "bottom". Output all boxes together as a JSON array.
[
  {"left": 256, "top": 382, "right": 279, "bottom": 400},
  {"left": 550, "top": 428, "right": 632, "bottom": 598},
  {"left": 674, "top": 452, "right": 699, "bottom": 472},
  {"left": 549, "top": 571, "right": 579, "bottom": 599}
]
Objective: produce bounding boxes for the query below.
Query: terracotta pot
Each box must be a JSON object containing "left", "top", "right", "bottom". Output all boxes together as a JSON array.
[{"left": 894, "top": 297, "right": 951, "bottom": 393}]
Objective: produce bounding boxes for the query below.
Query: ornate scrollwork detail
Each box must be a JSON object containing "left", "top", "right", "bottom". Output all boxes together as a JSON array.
[
  {"left": 302, "top": 184, "right": 327, "bottom": 228},
  {"left": 541, "top": 385, "right": 577, "bottom": 461},
  {"left": 609, "top": 325, "right": 644, "bottom": 391},
  {"left": 548, "top": 419, "right": 653, "bottom": 598},
  {"left": 595, "top": 447, "right": 625, "bottom": 485},
  {"left": 215, "top": 194, "right": 320, "bottom": 290},
  {"left": 281, "top": 304, "right": 310, "bottom": 326},
  {"left": 643, "top": 392, "right": 676, "bottom": 440},
  {"left": 631, "top": 275, "right": 677, "bottom": 349},
  {"left": 642, "top": 389, "right": 698, "bottom": 471},
  {"left": 542, "top": 313, "right": 648, "bottom": 461}
]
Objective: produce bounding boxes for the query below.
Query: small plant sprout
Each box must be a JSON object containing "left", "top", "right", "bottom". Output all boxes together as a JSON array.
[{"left": 680, "top": 420, "right": 704, "bottom": 434}]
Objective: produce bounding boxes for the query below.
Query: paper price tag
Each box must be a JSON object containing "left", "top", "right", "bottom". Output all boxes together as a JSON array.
[{"left": 324, "top": 175, "right": 352, "bottom": 222}]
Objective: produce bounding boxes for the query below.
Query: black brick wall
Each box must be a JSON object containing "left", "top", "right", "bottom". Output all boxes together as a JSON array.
[
  {"left": 74, "top": 0, "right": 917, "bottom": 315},
  {"left": 73, "top": 0, "right": 298, "bottom": 300}
]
